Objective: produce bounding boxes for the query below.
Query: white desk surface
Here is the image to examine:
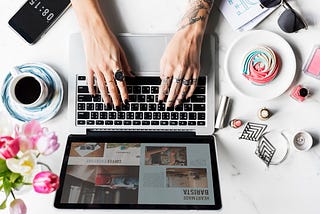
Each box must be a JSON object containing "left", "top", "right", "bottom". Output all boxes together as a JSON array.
[{"left": 1, "top": 0, "right": 320, "bottom": 213}]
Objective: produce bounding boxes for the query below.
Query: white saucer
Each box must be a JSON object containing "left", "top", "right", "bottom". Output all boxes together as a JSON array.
[
  {"left": 1, "top": 63, "right": 64, "bottom": 123},
  {"left": 225, "top": 30, "right": 296, "bottom": 100}
]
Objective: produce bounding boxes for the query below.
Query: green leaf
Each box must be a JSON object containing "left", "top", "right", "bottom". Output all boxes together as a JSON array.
[
  {"left": 0, "top": 198, "right": 7, "bottom": 209},
  {"left": 0, "top": 159, "right": 8, "bottom": 174},
  {"left": 9, "top": 172, "right": 22, "bottom": 183},
  {"left": 3, "top": 178, "right": 12, "bottom": 198}
]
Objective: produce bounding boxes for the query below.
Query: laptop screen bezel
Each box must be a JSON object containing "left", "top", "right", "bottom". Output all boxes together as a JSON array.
[{"left": 54, "top": 133, "right": 222, "bottom": 210}]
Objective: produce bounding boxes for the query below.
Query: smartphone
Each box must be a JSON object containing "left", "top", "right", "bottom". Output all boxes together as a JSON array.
[{"left": 8, "top": 0, "right": 71, "bottom": 44}]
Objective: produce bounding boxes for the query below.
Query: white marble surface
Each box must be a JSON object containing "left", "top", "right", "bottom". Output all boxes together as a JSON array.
[{"left": 1, "top": 0, "right": 320, "bottom": 213}]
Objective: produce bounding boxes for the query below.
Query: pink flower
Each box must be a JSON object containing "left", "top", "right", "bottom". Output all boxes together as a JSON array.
[
  {"left": 0, "top": 136, "right": 20, "bottom": 159},
  {"left": 36, "top": 131, "right": 59, "bottom": 156},
  {"left": 9, "top": 199, "right": 27, "bottom": 214},
  {"left": 33, "top": 171, "right": 59, "bottom": 194},
  {"left": 15, "top": 120, "right": 43, "bottom": 152}
]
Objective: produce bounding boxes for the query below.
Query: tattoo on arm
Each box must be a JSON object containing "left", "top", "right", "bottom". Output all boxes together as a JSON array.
[{"left": 178, "top": 0, "right": 213, "bottom": 30}]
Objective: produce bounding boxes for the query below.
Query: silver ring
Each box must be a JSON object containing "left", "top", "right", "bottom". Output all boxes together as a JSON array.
[
  {"left": 191, "top": 78, "right": 198, "bottom": 85},
  {"left": 173, "top": 77, "right": 182, "bottom": 83},
  {"left": 114, "top": 70, "right": 125, "bottom": 81},
  {"left": 182, "top": 79, "right": 192, "bottom": 86}
]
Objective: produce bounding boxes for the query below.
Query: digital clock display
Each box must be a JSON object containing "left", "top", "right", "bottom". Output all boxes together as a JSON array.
[{"left": 9, "top": 0, "right": 70, "bottom": 44}]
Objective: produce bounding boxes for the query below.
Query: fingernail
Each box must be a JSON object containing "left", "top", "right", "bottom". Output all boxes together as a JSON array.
[
  {"left": 185, "top": 97, "right": 190, "bottom": 102},
  {"left": 159, "top": 100, "right": 163, "bottom": 105},
  {"left": 124, "top": 99, "right": 129, "bottom": 105},
  {"left": 106, "top": 103, "right": 112, "bottom": 110},
  {"left": 174, "top": 104, "right": 181, "bottom": 111},
  {"left": 116, "top": 106, "right": 121, "bottom": 112}
]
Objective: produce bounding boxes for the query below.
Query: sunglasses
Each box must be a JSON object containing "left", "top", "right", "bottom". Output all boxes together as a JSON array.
[{"left": 259, "top": 0, "right": 308, "bottom": 33}]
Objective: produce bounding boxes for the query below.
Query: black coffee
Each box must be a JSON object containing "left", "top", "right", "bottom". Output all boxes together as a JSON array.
[{"left": 14, "top": 76, "right": 41, "bottom": 104}]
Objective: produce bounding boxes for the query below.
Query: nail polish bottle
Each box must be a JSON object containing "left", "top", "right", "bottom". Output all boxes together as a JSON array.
[{"left": 290, "top": 85, "right": 309, "bottom": 102}]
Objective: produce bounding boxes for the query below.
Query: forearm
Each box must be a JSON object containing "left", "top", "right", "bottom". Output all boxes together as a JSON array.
[
  {"left": 178, "top": 0, "right": 214, "bottom": 37},
  {"left": 71, "top": 0, "right": 111, "bottom": 37}
]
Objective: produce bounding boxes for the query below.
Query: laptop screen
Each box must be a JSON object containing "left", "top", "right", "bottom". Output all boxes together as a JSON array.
[{"left": 54, "top": 134, "right": 221, "bottom": 210}]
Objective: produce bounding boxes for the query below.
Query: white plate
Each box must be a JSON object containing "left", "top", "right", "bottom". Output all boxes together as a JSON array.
[
  {"left": 1, "top": 63, "right": 63, "bottom": 123},
  {"left": 225, "top": 30, "right": 296, "bottom": 100}
]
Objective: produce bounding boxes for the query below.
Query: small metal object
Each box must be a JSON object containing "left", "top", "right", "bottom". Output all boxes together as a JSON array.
[
  {"left": 182, "top": 79, "right": 191, "bottom": 86},
  {"left": 258, "top": 107, "right": 271, "bottom": 120},
  {"left": 114, "top": 70, "right": 125, "bottom": 81},
  {"left": 215, "top": 96, "right": 231, "bottom": 130},
  {"left": 229, "top": 119, "right": 243, "bottom": 128},
  {"left": 173, "top": 78, "right": 182, "bottom": 83}
]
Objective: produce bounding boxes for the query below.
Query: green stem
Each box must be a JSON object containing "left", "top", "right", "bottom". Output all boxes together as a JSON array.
[{"left": 37, "top": 162, "right": 52, "bottom": 171}]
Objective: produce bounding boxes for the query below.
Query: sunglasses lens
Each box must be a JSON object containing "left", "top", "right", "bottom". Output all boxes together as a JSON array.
[
  {"left": 278, "top": 9, "right": 307, "bottom": 33},
  {"left": 260, "top": 0, "right": 282, "bottom": 8}
]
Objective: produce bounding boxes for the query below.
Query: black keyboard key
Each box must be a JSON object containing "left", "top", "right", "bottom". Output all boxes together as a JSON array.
[
  {"left": 78, "top": 76, "right": 86, "bottom": 81},
  {"left": 197, "top": 121, "right": 206, "bottom": 126},
  {"left": 140, "top": 104, "right": 147, "bottom": 111},
  {"left": 170, "top": 121, "right": 178, "bottom": 126},
  {"left": 151, "top": 86, "right": 159, "bottom": 94},
  {"left": 174, "top": 105, "right": 183, "bottom": 111},
  {"left": 122, "top": 104, "right": 130, "bottom": 111},
  {"left": 96, "top": 120, "right": 104, "bottom": 125},
  {"left": 78, "top": 86, "right": 89, "bottom": 93},
  {"left": 142, "top": 86, "right": 150, "bottom": 94},
  {"left": 78, "top": 103, "right": 85, "bottom": 110},
  {"left": 142, "top": 121, "right": 150, "bottom": 125},
  {"left": 166, "top": 106, "right": 174, "bottom": 111},
  {"left": 158, "top": 104, "right": 165, "bottom": 111},
  {"left": 117, "top": 112, "right": 126, "bottom": 119},
  {"left": 198, "top": 113, "right": 206, "bottom": 120},
  {"left": 133, "top": 121, "right": 141, "bottom": 125},
  {"left": 179, "top": 121, "right": 187, "bottom": 126},
  {"left": 95, "top": 103, "right": 103, "bottom": 111},
  {"left": 160, "top": 121, "right": 169, "bottom": 125},
  {"left": 115, "top": 121, "right": 122, "bottom": 125},
  {"left": 147, "top": 95, "right": 155, "bottom": 102},
  {"left": 151, "top": 121, "right": 160, "bottom": 125},
  {"left": 194, "top": 87, "right": 206, "bottom": 94},
  {"left": 148, "top": 104, "right": 157, "bottom": 111},
  {"left": 105, "top": 121, "right": 113, "bottom": 125},
  {"left": 124, "top": 121, "right": 132, "bottom": 125},
  {"left": 77, "top": 120, "right": 85, "bottom": 125},
  {"left": 109, "top": 112, "right": 116, "bottom": 119},
  {"left": 138, "top": 95, "right": 146, "bottom": 102},
  {"left": 133, "top": 86, "right": 141, "bottom": 94},
  {"left": 184, "top": 104, "right": 192, "bottom": 111},
  {"left": 87, "top": 103, "right": 94, "bottom": 110},
  {"left": 87, "top": 120, "right": 94, "bottom": 125},
  {"left": 193, "top": 104, "right": 206, "bottom": 111},
  {"left": 78, "top": 112, "right": 89, "bottom": 119},
  {"left": 78, "top": 95, "right": 92, "bottom": 102},
  {"left": 162, "top": 112, "right": 170, "bottom": 120},
  {"left": 93, "top": 95, "right": 101, "bottom": 102},
  {"left": 189, "top": 112, "right": 197, "bottom": 120},
  {"left": 198, "top": 77, "right": 206, "bottom": 85},
  {"left": 131, "top": 103, "right": 139, "bottom": 111},
  {"left": 191, "top": 95, "right": 205, "bottom": 103},
  {"left": 91, "top": 112, "right": 99, "bottom": 119},
  {"left": 100, "top": 112, "right": 108, "bottom": 119},
  {"left": 129, "top": 95, "right": 137, "bottom": 102},
  {"left": 127, "top": 86, "right": 133, "bottom": 94},
  {"left": 188, "top": 121, "right": 196, "bottom": 126},
  {"left": 126, "top": 112, "right": 135, "bottom": 120},
  {"left": 104, "top": 104, "right": 113, "bottom": 111},
  {"left": 144, "top": 112, "right": 152, "bottom": 120},
  {"left": 180, "top": 112, "right": 188, "bottom": 120},
  {"left": 153, "top": 112, "right": 161, "bottom": 120},
  {"left": 171, "top": 112, "right": 179, "bottom": 120},
  {"left": 135, "top": 112, "right": 143, "bottom": 120}
]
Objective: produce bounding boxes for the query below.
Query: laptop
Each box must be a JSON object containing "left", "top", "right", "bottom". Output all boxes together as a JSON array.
[{"left": 54, "top": 33, "right": 221, "bottom": 210}]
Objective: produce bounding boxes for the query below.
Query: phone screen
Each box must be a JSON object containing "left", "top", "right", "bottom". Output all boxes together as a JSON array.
[{"left": 8, "top": 0, "right": 70, "bottom": 44}]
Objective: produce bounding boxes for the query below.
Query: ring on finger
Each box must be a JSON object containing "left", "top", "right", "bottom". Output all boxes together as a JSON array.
[
  {"left": 182, "top": 79, "right": 192, "bottom": 86},
  {"left": 192, "top": 78, "right": 198, "bottom": 85},
  {"left": 173, "top": 77, "right": 182, "bottom": 83},
  {"left": 114, "top": 70, "right": 125, "bottom": 81}
]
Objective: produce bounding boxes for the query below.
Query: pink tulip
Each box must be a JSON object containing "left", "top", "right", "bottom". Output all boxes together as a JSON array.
[
  {"left": 33, "top": 171, "right": 59, "bottom": 194},
  {"left": 0, "top": 136, "right": 20, "bottom": 159},
  {"left": 15, "top": 120, "right": 43, "bottom": 152},
  {"left": 9, "top": 199, "right": 27, "bottom": 214},
  {"left": 36, "top": 131, "right": 59, "bottom": 156}
]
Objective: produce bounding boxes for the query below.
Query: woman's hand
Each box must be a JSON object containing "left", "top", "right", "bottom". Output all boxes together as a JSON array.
[
  {"left": 71, "top": 0, "right": 133, "bottom": 110},
  {"left": 158, "top": 0, "right": 213, "bottom": 108}
]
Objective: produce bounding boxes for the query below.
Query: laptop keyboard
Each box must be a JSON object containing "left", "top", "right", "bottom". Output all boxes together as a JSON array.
[{"left": 76, "top": 76, "right": 206, "bottom": 127}]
